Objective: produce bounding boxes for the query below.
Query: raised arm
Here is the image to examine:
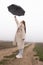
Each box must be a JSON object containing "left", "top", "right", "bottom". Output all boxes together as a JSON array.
[{"left": 14, "top": 16, "right": 19, "bottom": 26}]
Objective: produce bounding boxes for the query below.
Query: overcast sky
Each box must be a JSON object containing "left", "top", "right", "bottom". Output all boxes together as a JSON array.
[{"left": 0, "top": 0, "right": 43, "bottom": 42}]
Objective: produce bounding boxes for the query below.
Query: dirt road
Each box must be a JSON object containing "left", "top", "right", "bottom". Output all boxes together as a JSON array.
[
  {"left": 0, "top": 43, "right": 29, "bottom": 61},
  {"left": 0, "top": 44, "right": 43, "bottom": 65},
  {"left": 6, "top": 44, "right": 35, "bottom": 65}
]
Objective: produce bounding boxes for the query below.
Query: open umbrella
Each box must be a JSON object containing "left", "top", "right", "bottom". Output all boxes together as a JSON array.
[{"left": 7, "top": 4, "right": 25, "bottom": 16}]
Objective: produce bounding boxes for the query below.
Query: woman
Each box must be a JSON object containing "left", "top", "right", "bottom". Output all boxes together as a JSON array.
[{"left": 14, "top": 16, "right": 26, "bottom": 58}]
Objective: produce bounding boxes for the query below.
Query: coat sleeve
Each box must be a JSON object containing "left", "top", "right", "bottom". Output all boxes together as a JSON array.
[{"left": 14, "top": 16, "right": 19, "bottom": 26}]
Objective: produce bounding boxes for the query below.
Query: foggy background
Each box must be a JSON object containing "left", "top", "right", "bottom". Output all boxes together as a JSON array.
[{"left": 0, "top": 0, "right": 43, "bottom": 42}]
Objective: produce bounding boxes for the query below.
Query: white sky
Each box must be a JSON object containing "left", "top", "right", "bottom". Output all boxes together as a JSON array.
[{"left": 0, "top": 0, "right": 43, "bottom": 42}]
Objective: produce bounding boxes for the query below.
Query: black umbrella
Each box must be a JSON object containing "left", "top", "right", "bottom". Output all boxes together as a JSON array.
[{"left": 7, "top": 4, "right": 25, "bottom": 16}]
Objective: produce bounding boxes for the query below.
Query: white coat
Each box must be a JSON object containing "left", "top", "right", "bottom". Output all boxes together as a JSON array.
[{"left": 15, "top": 23, "right": 25, "bottom": 49}]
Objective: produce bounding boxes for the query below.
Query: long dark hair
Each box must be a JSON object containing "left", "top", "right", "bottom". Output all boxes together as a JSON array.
[{"left": 21, "top": 20, "right": 26, "bottom": 33}]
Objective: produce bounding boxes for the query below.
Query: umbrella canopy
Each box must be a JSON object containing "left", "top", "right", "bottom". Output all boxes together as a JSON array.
[{"left": 7, "top": 4, "right": 25, "bottom": 16}]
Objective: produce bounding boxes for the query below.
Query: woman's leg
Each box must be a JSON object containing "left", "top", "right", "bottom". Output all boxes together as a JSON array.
[
  {"left": 19, "top": 49, "right": 24, "bottom": 55},
  {"left": 16, "top": 40, "right": 24, "bottom": 58}
]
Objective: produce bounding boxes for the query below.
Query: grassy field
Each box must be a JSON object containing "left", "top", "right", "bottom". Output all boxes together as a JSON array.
[
  {"left": 0, "top": 41, "right": 17, "bottom": 50},
  {"left": 33, "top": 43, "right": 43, "bottom": 61}
]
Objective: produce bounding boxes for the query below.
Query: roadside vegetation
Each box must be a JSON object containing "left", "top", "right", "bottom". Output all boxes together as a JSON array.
[{"left": 33, "top": 43, "right": 43, "bottom": 61}]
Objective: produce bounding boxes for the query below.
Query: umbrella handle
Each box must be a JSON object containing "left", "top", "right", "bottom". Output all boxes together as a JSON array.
[
  {"left": 14, "top": 15, "right": 16, "bottom": 19},
  {"left": 14, "top": 16, "right": 19, "bottom": 26}
]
